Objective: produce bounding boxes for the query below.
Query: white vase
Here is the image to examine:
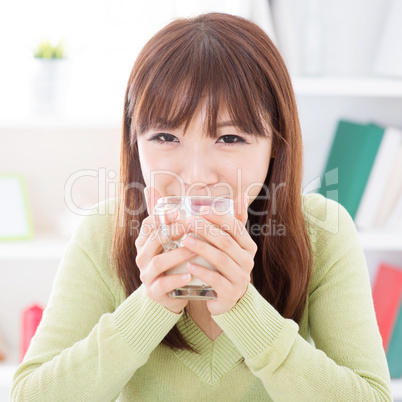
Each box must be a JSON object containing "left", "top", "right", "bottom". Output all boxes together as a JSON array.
[{"left": 30, "top": 58, "right": 68, "bottom": 115}]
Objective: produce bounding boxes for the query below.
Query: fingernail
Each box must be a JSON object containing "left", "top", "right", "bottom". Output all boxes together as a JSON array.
[
  {"left": 187, "top": 262, "right": 197, "bottom": 271},
  {"left": 166, "top": 208, "right": 178, "bottom": 221},
  {"left": 183, "top": 235, "right": 196, "bottom": 245},
  {"left": 243, "top": 194, "right": 249, "bottom": 208},
  {"left": 181, "top": 273, "right": 191, "bottom": 280},
  {"left": 200, "top": 206, "right": 211, "bottom": 214}
]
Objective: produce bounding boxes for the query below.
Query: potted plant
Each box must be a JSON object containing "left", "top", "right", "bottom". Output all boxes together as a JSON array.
[{"left": 31, "top": 38, "right": 68, "bottom": 114}]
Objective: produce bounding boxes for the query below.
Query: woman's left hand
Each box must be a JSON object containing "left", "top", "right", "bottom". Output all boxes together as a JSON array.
[{"left": 182, "top": 194, "right": 258, "bottom": 315}]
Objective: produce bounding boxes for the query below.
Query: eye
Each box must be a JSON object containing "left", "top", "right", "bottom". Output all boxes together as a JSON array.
[
  {"left": 148, "top": 133, "right": 178, "bottom": 145},
  {"left": 147, "top": 133, "right": 249, "bottom": 146},
  {"left": 217, "top": 135, "right": 248, "bottom": 145}
]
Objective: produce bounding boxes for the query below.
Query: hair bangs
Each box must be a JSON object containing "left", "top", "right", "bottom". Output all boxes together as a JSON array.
[{"left": 129, "top": 17, "right": 274, "bottom": 142}]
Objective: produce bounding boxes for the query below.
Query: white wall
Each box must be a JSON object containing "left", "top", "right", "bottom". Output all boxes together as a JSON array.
[
  {"left": 0, "top": 128, "right": 120, "bottom": 237},
  {"left": 0, "top": 0, "right": 397, "bottom": 121}
]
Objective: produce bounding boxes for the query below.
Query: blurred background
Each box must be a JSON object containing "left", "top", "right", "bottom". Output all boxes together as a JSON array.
[{"left": 1, "top": 0, "right": 402, "bottom": 399}]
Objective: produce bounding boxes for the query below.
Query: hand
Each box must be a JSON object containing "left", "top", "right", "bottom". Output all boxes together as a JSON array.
[
  {"left": 182, "top": 194, "right": 257, "bottom": 315},
  {"left": 135, "top": 187, "right": 195, "bottom": 314}
]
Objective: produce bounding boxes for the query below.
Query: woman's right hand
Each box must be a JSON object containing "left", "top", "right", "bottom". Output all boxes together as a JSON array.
[{"left": 135, "top": 187, "right": 195, "bottom": 314}]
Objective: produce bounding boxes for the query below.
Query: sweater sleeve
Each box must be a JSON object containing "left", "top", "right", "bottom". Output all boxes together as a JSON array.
[
  {"left": 211, "top": 195, "right": 392, "bottom": 401},
  {"left": 11, "top": 203, "right": 183, "bottom": 401}
]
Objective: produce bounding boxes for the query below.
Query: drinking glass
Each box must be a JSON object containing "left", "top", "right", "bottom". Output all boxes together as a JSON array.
[{"left": 153, "top": 196, "right": 234, "bottom": 300}]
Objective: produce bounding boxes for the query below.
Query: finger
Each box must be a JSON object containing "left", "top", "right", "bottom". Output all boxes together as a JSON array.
[
  {"left": 136, "top": 211, "right": 181, "bottom": 249},
  {"left": 197, "top": 198, "right": 255, "bottom": 253},
  {"left": 142, "top": 246, "right": 196, "bottom": 285},
  {"left": 185, "top": 262, "right": 232, "bottom": 296},
  {"left": 136, "top": 219, "right": 189, "bottom": 270},
  {"left": 181, "top": 234, "right": 245, "bottom": 285},
  {"left": 149, "top": 272, "right": 193, "bottom": 300},
  {"left": 187, "top": 216, "right": 249, "bottom": 268}
]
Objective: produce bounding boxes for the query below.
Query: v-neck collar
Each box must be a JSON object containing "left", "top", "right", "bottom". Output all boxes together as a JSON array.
[{"left": 171, "top": 312, "right": 244, "bottom": 385}]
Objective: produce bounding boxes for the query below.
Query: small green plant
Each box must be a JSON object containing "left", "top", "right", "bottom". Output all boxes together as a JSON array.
[{"left": 33, "top": 39, "right": 65, "bottom": 59}]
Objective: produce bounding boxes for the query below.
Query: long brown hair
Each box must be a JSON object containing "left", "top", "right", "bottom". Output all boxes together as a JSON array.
[{"left": 111, "top": 12, "right": 312, "bottom": 353}]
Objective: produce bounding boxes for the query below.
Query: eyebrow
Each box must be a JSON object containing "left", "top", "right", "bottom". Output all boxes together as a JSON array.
[
  {"left": 216, "top": 121, "right": 236, "bottom": 127},
  {"left": 143, "top": 120, "right": 237, "bottom": 132},
  {"left": 137, "top": 119, "right": 244, "bottom": 138}
]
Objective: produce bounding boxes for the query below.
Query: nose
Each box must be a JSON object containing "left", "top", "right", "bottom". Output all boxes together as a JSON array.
[{"left": 180, "top": 145, "right": 219, "bottom": 193}]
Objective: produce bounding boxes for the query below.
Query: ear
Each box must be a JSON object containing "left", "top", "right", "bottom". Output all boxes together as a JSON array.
[
  {"left": 144, "top": 186, "right": 162, "bottom": 215},
  {"left": 234, "top": 193, "right": 249, "bottom": 225}
]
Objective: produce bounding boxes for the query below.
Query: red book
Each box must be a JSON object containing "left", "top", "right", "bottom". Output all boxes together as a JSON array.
[
  {"left": 20, "top": 304, "right": 44, "bottom": 362},
  {"left": 372, "top": 263, "right": 402, "bottom": 351}
]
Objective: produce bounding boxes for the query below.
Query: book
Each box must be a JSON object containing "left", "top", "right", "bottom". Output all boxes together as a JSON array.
[
  {"left": 372, "top": 263, "right": 402, "bottom": 351},
  {"left": 0, "top": 330, "right": 5, "bottom": 361},
  {"left": 355, "top": 126, "right": 402, "bottom": 230},
  {"left": 374, "top": 142, "right": 402, "bottom": 229},
  {"left": 20, "top": 304, "right": 44, "bottom": 362},
  {"left": 387, "top": 301, "right": 402, "bottom": 378},
  {"left": 373, "top": 0, "right": 402, "bottom": 78},
  {"left": 318, "top": 120, "right": 384, "bottom": 219}
]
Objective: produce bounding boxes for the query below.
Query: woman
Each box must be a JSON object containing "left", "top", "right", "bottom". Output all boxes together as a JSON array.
[{"left": 12, "top": 12, "right": 391, "bottom": 401}]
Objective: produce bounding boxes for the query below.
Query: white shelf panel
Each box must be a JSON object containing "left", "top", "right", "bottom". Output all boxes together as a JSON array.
[
  {"left": 0, "top": 363, "right": 17, "bottom": 388},
  {"left": 358, "top": 231, "right": 402, "bottom": 251},
  {"left": 292, "top": 76, "right": 402, "bottom": 98},
  {"left": 393, "top": 378, "right": 402, "bottom": 401},
  {"left": 0, "top": 113, "right": 121, "bottom": 130},
  {"left": 0, "top": 237, "right": 69, "bottom": 260},
  {"left": 1, "top": 76, "right": 402, "bottom": 130}
]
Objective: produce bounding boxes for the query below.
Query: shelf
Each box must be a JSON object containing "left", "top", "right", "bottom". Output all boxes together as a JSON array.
[
  {"left": 1, "top": 76, "right": 402, "bottom": 130},
  {"left": 0, "top": 237, "right": 69, "bottom": 260},
  {"left": 393, "top": 379, "right": 402, "bottom": 401},
  {"left": 0, "top": 113, "right": 121, "bottom": 130},
  {"left": 0, "top": 363, "right": 17, "bottom": 388},
  {"left": 358, "top": 231, "right": 402, "bottom": 251},
  {"left": 292, "top": 76, "right": 402, "bottom": 97}
]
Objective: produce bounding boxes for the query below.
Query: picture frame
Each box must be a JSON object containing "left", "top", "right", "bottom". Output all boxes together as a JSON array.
[{"left": 0, "top": 173, "right": 34, "bottom": 241}]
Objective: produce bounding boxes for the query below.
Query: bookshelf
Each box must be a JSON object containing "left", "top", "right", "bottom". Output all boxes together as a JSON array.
[
  {"left": 1, "top": 235, "right": 402, "bottom": 399},
  {"left": 294, "top": 75, "right": 402, "bottom": 400},
  {"left": 292, "top": 76, "right": 402, "bottom": 98},
  {"left": 0, "top": 237, "right": 69, "bottom": 260},
  {"left": 0, "top": 113, "right": 121, "bottom": 130},
  {"left": 1, "top": 75, "right": 402, "bottom": 398}
]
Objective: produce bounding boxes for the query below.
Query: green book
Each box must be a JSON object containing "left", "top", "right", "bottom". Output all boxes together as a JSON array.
[
  {"left": 387, "top": 300, "right": 402, "bottom": 378},
  {"left": 318, "top": 120, "right": 384, "bottom": 219}
]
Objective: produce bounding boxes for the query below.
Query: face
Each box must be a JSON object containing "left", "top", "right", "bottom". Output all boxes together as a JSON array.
[{"left": 136, "top": 99, "right": 273, "bottom": 207}]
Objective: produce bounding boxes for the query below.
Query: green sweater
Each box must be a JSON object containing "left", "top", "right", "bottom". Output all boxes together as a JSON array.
[{"left": 11, "top": 194, "right": 392, "bottom": 401}]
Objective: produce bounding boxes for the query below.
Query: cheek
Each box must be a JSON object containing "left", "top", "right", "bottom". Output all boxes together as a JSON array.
[
  {"left": 240, "top": 147, "right": 271, "bottom": 199},
  {"left": 217, "top": 152, "right": 270, "bottom": 199},
  {"left": 138, "top": 142, "right": 180, "bottom": 187}
]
